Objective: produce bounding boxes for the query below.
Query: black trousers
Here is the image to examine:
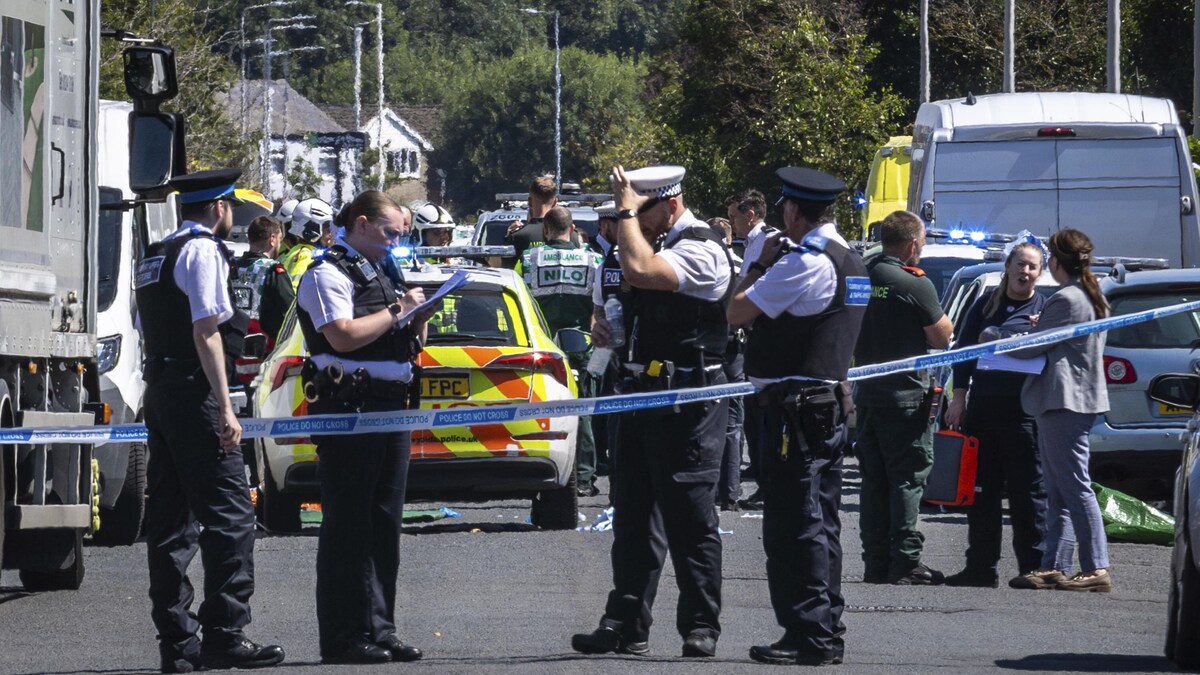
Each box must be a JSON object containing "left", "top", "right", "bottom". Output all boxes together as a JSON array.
[
  {"left": 144, "top": 366, "right": 256, "bottom": 653},
  {"left": 602, "top": 373, "right": 727, "bottom": 641},
  {"left": 718, "top": 347, "right": 745, "bottom": 503},
  {"left": 963, "top": 395, "right": 1047, "bottom": 576},
  {"left": 759, "top": 395, "right": 846, "bottom": 657},
  {"left": 313, "top": 396, "right": 412, "bottom": 656}
]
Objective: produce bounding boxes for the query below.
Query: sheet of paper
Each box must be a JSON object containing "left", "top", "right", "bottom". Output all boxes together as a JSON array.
[
  {"left": 395, "top": 270, "right": 470, "bottom": 328},
  {"left": 977, "top": 352, "right": 1046, "bottom": 375}
]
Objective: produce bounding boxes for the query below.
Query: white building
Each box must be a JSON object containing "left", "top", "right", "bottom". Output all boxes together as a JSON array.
[
  {"left": 222, "top": 80, "right": 368, "bottom": 207},
  {"left": 319, "top": 104, "right": 444, "bottom": 205}
]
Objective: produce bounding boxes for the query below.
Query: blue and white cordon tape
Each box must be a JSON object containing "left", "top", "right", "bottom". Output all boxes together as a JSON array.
[{"left": 5, "top": 298, "right": 1200, "bottom": 446}]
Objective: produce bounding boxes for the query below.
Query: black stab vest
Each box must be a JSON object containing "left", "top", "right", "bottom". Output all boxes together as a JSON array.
[
  {"left": 744, "top": 237, "right": 870, "bottom": 381},
  {"left": 628, "top": 225, "right": 732, "bottom": 368},
  {"left": 295, "top": 245, "right": 417, "bottom": 364},
  {"left": 135, "top": 229, "right": 249, "bottom": 379}
]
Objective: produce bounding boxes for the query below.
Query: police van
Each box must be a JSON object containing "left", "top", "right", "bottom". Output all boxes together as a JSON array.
[
  {"left": 909, "top": 92, "right": 1200, "bottom": 267},
  {"left": 472, "top": 185, "right": 611, "bottom": 255}
]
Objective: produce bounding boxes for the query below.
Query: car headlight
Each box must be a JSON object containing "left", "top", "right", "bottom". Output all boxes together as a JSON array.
[{"left": 97, "top": 334, "right": 122, "bottom": 374}]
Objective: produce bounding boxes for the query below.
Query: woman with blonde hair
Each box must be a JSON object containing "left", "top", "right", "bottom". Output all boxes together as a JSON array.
[{"left": 1013, "top": 228, "right": 1111, "bottom": 592}]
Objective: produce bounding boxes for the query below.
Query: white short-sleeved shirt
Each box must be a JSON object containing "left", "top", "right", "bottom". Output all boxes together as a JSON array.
[
  {"left": 745, "top": 222, "right": 845, "bottom": 319},
  {"left": 296, "top": 237, "right": 413, "bottom": 382},
  {"left": 658, "top": 209, "right": 731, "bottom": 302},
  {"left": 162, "top": 222, "right": 234, "bottom": 323},
  {"left": 744, "top": 222, "right": 846, "bottom": 386},
  {"left": 738, "top": 220, "right": 772, "bottom": 279},
  {"left": 592, "top": 248, "right": 619, "bottom": 307}
]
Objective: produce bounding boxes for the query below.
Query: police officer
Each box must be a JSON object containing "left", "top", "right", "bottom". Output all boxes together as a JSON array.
[
  {"left": 134, "top": 169, "right": 284, "bottom": 673},
  {"left": 572, "top": 165, "right": 731, "bottom": 659},
  {"left": 727, "top": 167, "right": 870, "bottom": 666},
  {"left": 502, "top": 175, "right": 557, "bottom": 267},
  {"left": 854, "top": 211, "right": 953, "bottom": 586},
  {"left": 279, "top": 197, "right": 334, "bottom": 288},
  {"left": 295, "top": 191, "right": 433, "bottom": 665},
  {"left": 590, "top": 201, "right": 627, "bottom": 482},
  {"left": 232, "top": 216, "right": 294, "bottom": 345},
  {"left": 518, "top": 206, "right": 604, "bottom": 496}
]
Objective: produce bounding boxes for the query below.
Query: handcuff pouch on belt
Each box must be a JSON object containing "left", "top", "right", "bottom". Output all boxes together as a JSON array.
[
  {"left": 301, "top": 360, "right": 369, "bottom": 410},
  {"left": 616, "top": 359, "right": 679, "bottom": 416},
  {"left": 762, "top": 382, "right": 840, "bottom": 460}
]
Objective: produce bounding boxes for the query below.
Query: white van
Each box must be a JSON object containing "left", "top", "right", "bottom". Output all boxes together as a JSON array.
[{"left": 909, "top": 92, "right": 1200, "bottom": 267}]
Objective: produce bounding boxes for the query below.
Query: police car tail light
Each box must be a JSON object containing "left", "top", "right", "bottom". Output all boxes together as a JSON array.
[
  {"left": 271, "top": 356, "right": 308, "bottom": 393},
  {"left": 1104, "top": 356, "right": 1137, "bottom": 384},
  {"left": 486, "top": 352, "right": 571, "bottom": 388}
]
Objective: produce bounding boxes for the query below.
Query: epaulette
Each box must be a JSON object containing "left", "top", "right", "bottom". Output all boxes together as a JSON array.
[{"left": 901, "top": 265, "right": 926, "bottom": 277}]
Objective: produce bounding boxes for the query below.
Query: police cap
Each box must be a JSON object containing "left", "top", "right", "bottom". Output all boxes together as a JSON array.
[
  {"left": 626, "top": 165, "right": 685, "bottom": 198},
  {"left": 775, "top": 166, "right": 844, "bottom": 205},
  {"left": 171, "top": 168, "right": 245, "bottom": 205},
  {"left": 593, "top": 200, "right": 619, "bottom": 220}
]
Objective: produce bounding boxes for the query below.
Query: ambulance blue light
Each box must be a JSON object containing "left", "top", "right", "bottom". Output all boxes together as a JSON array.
[
  {"left": 969, "top": 231, "right": 985, "bottom": 242},
  {"left": 312, "top": 247, "right": 327, "bottom": 258},
  {"left": 391, "top": 245, "right": 413, "bottom": 259},
  {"left": 853, "top": 192, "right": 867, "bottom": 209},
  {"left": 949, "top": 229, "right": 965, "bottom": 240}
]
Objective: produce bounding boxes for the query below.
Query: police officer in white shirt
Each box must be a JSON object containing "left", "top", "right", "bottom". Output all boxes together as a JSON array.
[
  {"left": 727, "top": 167, "right": 870, "bottom": 667},
  {"left": 134, "top": 169, "right": 285, "bottom": 673},
  {"left": 572, "top": 165, "right": 732, "bottom": 660},
  {"left": 295, "top": 191, "right": 434, "bottom": 666}
]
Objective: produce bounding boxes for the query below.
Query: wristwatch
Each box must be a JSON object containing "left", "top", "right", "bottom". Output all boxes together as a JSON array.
[{"left": 617, "top": 209, "right": 638, "bottom": 220}]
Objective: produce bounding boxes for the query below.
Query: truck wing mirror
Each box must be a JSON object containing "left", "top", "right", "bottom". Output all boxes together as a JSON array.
[
  {"left": 129, "top": 112, "right": 185, "bottom": 194},
  {"left": 123, "top": 45, "right": 178, "bottom": 104}
]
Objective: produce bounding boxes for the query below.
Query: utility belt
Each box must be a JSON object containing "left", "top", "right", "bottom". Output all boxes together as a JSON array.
[
  {"left": 614, "top": 359, "right": 719, "bottom": 417},
  {"left": 300, "top": 359, "right": 421, "bottom": 411},
  {"left": 757, "top": 380, "right": 842, "bottom": 460}
]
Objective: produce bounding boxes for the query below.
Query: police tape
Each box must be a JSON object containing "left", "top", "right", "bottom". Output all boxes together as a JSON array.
[{"left": 4, "top": 298, "right": 1200, "bottom": 445}]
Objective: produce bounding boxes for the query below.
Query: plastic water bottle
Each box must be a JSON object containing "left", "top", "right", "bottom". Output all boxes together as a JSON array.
[{"left": 605, "top": 297, "right": 625, "bottom": 348}]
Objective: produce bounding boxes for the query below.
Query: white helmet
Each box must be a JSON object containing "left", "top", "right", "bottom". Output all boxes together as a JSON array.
[
  {"left": 290, "top": 198, "right": 333, "bottom": 243},
  {"left": 413, "top": 203, "right": 456, "bottom": 232},
  {"left": 277, "top": 198, "right": 299, "bottom": 224}
]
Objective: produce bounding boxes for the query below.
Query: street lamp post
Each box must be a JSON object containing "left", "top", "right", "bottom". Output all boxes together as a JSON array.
[
  {"left": 346, "top": 1, "right": 385, "bottom": 190},
  {"left": 279, "top": 46, "right": 326, "bottom": 197},
  {"left": 240, "top": 1, "right": 296, "bottom": 137},
  {"left": 258, "top": 21, "right": 317, "bottom": 187},
  {"left": 521, "top": 8, "right": 561, "bottom": 191}
]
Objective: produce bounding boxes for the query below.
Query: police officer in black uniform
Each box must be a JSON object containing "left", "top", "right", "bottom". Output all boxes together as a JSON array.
[
  {"left": 572, "top": 165, "right": 732, "bottom": 659},
  {"left": 727, "top": 167, "right": 870, "bottom": 666},
  {"left": 590, "top": 201, "right": 628, "bottom": 485},
  {"left": 295, "top": 190, "right": 433, "bottom": 665},
  {"left": 135, "top": 169, "right": 284, "bottom": 673}
]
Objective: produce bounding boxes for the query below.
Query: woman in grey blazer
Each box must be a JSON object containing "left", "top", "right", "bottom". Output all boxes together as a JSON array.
[{"left": 1014, "top": 229, "right": 1112, "bottom": 592}]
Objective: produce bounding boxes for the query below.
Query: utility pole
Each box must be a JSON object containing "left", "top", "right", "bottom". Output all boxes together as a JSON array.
[
  {"left": 1003, "top": 0, "right": 1015, "bottom": 93},
  {"left": 919, "top": 0, "right": 929, "bottom": 103},
  {"left": 346, "top": 2, "right": 385, "bottom": 190},
  {"left": 1108, "top": 0, "right": 1121, "bottom": 93},
  {"left": 240, "top": 1, "right": 295, "bottom": 138},
  {"left": 520, "top": 8, "right": 562, "bottom": 190}
]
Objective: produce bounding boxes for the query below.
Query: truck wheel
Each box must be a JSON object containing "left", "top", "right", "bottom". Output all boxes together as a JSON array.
[
  {"left": 530, "top": 473, "right": 578, "bottom": 530},
  {"left": 92, "top": 443, "right": 146, "bottom": 546},
  {"left": 19, "top": 530, "right": 84, "bottom": 591},
  {"left": 260, "top": 460, "right": 301, "bottom": 533},
  {"left": 1173, "top": 538, "right": 1200, "bottom": 668}
]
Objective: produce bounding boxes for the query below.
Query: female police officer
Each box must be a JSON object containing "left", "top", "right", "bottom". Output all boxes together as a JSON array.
[{"left": 295, "top": 191, "right": 434, "bottom": 665}]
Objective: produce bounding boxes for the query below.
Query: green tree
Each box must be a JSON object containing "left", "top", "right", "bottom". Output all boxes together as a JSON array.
[
  {"left": 615, "top": 0, "right": 905, "bottom": 237},
  {"left": 100, "top": 0, "right": 258, "bottom": 179},
  {"left": 436, "top": 46, "right": 646, "bottom": 214},
  {"left": 285, "top": 156, "right": 323, "bottom": 197}
]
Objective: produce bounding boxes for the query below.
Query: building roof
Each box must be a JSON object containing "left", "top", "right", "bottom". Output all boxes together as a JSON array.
[
  {"left": 317, "top": 103, "right": 443, "bottom": 145},
  {"left": 221, "top": 80, "right": 346, "bottom": 135}
]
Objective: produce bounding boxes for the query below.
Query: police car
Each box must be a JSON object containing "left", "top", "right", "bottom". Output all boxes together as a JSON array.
[
  {"left": 473, "top": 186, "right": 611, "bottom": 253},
  {"left": 250, "top": 261, "right": 582, "bottom": 532}
]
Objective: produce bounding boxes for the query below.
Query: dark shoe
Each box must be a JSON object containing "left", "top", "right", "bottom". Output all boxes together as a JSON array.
[
  {"left": 890, "top": 563, "right": 945, "bottom": 586},
  {"left": 199, "top": 637, "right": 284, "bottom": 670},
  {"left": 944, "top": 568, "right": 1000, "bottom": 588},
  {"left": 682, "top": 633, "right": 717, "bottom": 657},
  {"left": 159, "top": 644, "right": 203, "bottom": 674},
  {"left": 321, "top": 642, "right": 392, "bottom": 665},
  {"left": 571, "top": 625, "right": 649, "bottom": 656},
  {"left": 862, "top": 570, "right": 888, "bottom": 584},
  {"left": 718, "top": 499, "right": 740, "bottom": 512},
  {"left": 749, "top": 641, "right": 837, "bottom": 666},
  {"left": 377, "top": 634, "right": 423, "bottom": 662},
  {"left": 577, "top": 482, "right": 600, "bottom": 498},
  {"left": 1056, "top": 569, "right": 1112, "bottom": 593},
  {"left": 738, "top": 489, "right": 765, "bottom": 511},
  {"left": 1009, "top": 569, "right": 1067, "bottom": 590}
]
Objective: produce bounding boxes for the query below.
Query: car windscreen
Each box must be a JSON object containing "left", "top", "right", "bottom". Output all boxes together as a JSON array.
[
  {"left": 1107, "top": 291, "right": 1200, "bottom": 349},
  {"left": 920, "top": 257, "right": 984, "bottom": 300},
  {"left": 97, "top": 187, "right": 124, "bottom": 312},
  {"left": 423, "top": 287, "right": 523, "bottom": 346}
]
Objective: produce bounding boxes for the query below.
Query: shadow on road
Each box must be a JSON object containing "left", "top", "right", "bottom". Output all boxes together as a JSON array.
[
  {"left": 0, "top": 588, "right": 33, "bottom": 604},
  {"left": 995, "top": 653, "right": 1174, "bottom": 672},
  {"left": 404, "top": 521, "right": 539, "bottom": 535}
]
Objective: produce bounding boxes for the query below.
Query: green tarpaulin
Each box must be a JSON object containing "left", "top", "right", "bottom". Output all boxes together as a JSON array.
[{"left": 1093, "top": 483, "right": 1174, "bottom": 546}]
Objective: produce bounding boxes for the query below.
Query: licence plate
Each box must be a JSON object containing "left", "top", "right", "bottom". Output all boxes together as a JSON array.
[
  {"left": 1157, "top": 401, "right": 1192, "bottom": 416},
  {"left": 422, "top": 374, "right": 470, "bottom": 400}
]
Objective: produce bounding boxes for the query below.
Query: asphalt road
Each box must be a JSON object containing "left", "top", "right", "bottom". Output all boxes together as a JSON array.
[{"left": 0, "top": 459, "right": 1177, "bottom": 674}]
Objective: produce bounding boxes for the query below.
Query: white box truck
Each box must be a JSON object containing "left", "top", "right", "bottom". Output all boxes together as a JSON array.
[
  {"left": 908, "top": 92, "right": 1200, "bottom": 267},
  {"left": 2, "top": 0, "right": 186, "bottom": 587}
]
